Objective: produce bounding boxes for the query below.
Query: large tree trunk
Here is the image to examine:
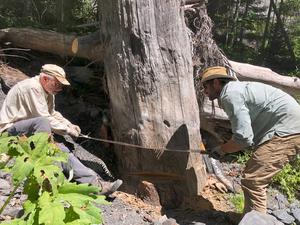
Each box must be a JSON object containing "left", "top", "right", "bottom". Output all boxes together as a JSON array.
[{"left": 98, "top": 0, "right": 206, "bottom": 208}]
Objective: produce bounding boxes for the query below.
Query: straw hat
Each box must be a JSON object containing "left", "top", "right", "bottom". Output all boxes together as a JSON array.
[{"left": 201, "top": 66, "right": 237, "bottom": 83}]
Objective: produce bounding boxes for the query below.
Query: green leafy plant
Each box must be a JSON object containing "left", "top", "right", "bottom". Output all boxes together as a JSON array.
[
  {"left": 229, "top": 192, "right": 244, "bottom": 213},
  {"left": 272, "top": 155, "right": 300, "bottom": 201},
  {"left": 233, "top": 150, "right": 252, "bottom": 165},
  {"left": 0, "top": 132, "right": 108, "bottom": 225}
]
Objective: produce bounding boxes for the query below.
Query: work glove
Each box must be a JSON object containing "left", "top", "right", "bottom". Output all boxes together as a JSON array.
[
  {"left": 209, "top": 146, "right": 225, "bottom": 160},
  {"left": 67, "top": 124, "right": 81, "bottom": 137}
]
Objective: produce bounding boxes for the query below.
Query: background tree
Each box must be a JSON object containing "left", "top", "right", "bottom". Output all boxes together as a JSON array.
[{"left": 208, "top": 0, "right": 300, "bottom": 74}]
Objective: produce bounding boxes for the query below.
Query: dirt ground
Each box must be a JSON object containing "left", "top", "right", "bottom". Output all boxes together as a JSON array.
[{"left": 99, "top": 178, "right": 238, "bottom": 225}]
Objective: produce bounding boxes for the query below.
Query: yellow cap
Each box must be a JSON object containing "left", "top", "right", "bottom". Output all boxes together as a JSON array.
[{"left": 201, "top": 66, "right": 236, "bottom": 83}]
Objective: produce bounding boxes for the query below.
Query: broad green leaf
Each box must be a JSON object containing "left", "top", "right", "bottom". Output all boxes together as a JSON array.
[
  {"left": 39, "top": 201, "right": 66, "bottom": 225},
  {"left": 59, "top": 182, "right": 99, "bottom": 195},
  {"left": 0, "top": 135, "right": 17, "bottom": 154},
  {"left": 65, "top": 220, "right": 90, "bottom": 225},
  {"left": 1, "top": 133, "right": 106, "bottom": 225},
  {"left": 23, "top": 176, "right": 40, "bottom": 201},
  {"left": 27, "top": 133, "right": 52, "bottom": 159},
  {"left": 7, "top": 142, "right": 25, "bottom": 156},
  {"left": 51, "top": 152, "right": 68, "bottom": 163},
  {"left": 11, "top": 155, "right": 34, "bottom": 184},
  {"left": 23, "top": 200, "right": 36, "bottom": 217},
  {"left": 35, "top": 154, "right": 67, "bottom": 168},
  {"left": 64, "top": 206, "right": 80, "bottom": 223},
  {"left": 24, "top": 208, "right": 37, "bottom": 225},
  {"left": 56, "top": 193, "right": 94, "bottom": 208},
  {"left": 33, "top": 164, "right": 65, "bottom": 195},
  {"left": 33, "top": 164, "right": 63, "bottom": 183},
  {"left": 0, "top": 161, "right": 6, "bottom": 169},
  {"left": 38, "top": 192, "right": 51, "bottom": 208},
  {"left": 92, "top": 194, "right": 109, "bottom": 205},
  {"left": 0, "top": 132, "right": 9, "bottom": 138},
  {"left": 73, "top": 203, "right": 102, "bottom": 224},
  {"left": 0, "top": 219, "right": 27, "bottom": 225},
  {"left": 65, "top": 217, "right": 95, "bottom": 225},
  {"left": 0, "top": 137, "right": 11, "bottom": 154},
  {"left": 19, "top": 138, "right": 32, "bottom": 155}
]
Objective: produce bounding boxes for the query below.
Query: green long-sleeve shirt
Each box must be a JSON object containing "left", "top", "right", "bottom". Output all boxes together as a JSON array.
[{"left": 219, "top": 81, "right": 300, "bottom": 147}]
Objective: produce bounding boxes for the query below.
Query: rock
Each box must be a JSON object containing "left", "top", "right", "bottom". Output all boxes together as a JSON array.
[
  {"left": 152, "top": 215, "right": 167, "bottom": 225},
  {"left": 267, "top": 190, "right": 290, "bottom": 212},
  {"left": 0, "top": 170, "right": 9, "bottom": 179},
  {"left": 0, "top": 196, "right": 8, "bottom": 206},
  {"left": 239, "top": 210, "right": 284, "bottom": 225},
  {"left": 138, "top": 181, "right": 161, "bottom": 206},
  {"left": 0, "top": 178, "right": 11, "bottom": 195},
  {"left": 2, "top": 207, "right": 23, "bottom": 218},
  {"left": 267, "top": 192, "right": 280, "bottom": 211},
  {"left": 162, "top": 218, "right": 178, "bottom": 225},
  {"left": 275, "top": 193, "right": 289, "bottom": 210},
  {"left": 290, "top": 201, "right": 300, "bottom": 210},
  {"left": 152, "top": 215, "right": 179, "bottom": 225},
  {"left": 291, "top": 208, "right": 300, "bottom": 224},
  {"left": 272, "top": 209, "right": 295, "bottom": 224}
]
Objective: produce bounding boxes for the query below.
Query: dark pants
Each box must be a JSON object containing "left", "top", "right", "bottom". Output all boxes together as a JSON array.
[
  {"left": 7, "top": 117, "right": 97, "bottom": 184},
  {"left": 7, "top": 117, "right": 51, "bottom": 135}
]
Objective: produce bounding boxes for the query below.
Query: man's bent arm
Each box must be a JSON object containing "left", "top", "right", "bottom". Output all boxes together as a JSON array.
[{"left": 221, "top": 139, "right": 244, "bottom": 153}]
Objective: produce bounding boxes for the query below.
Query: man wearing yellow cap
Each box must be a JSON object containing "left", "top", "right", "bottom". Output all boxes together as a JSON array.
[
  {"left": 0, "top": 64, "right": 122, "bottom": 195},
  {"left": 200, "top": 66, "right": 300, "bottom": 214}
]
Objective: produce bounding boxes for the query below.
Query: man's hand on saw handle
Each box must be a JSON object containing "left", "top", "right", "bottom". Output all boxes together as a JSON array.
[
  {"left": 67, "top": 124, "right": 81, "bottom": 137},
  {"left": 209, "top": 146, "right": 225, "bottom": 160}
]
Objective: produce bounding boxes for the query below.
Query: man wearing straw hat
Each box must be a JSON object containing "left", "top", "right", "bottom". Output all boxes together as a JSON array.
[
  {"left": 200, "top": 66, "right": 300, "bottom": 214},
  {"left": 0, "top": 64, "right": 122, "bottom": 196}
]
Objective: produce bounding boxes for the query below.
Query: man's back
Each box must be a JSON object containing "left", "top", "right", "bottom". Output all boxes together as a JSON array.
[
  {"left": 0, "top": 76, "right": 48, "bottom": 132},
  {"left": 220, "top": 81, "right": 300, "bottom": 146}
]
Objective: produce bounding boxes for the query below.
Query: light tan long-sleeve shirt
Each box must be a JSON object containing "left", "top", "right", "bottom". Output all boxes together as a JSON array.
[{"left": 0, "top": 75, "right": 71, "bottom": 134}]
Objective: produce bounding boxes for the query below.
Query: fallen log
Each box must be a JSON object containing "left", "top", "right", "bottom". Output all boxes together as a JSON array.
[
  {"left": 0, "top": 28, "right": 105, "bottom": 61},
  {"left": 1, "top": 28, "right": 300, "bottom": 96},
  {"left": 230, "top": 60, "right": 300, "bottom": 96}
]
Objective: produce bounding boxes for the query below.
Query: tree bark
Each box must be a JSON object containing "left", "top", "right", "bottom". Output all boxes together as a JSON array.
[{"left": 98, "top": 0, "right": 206, "bottom": 208}]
